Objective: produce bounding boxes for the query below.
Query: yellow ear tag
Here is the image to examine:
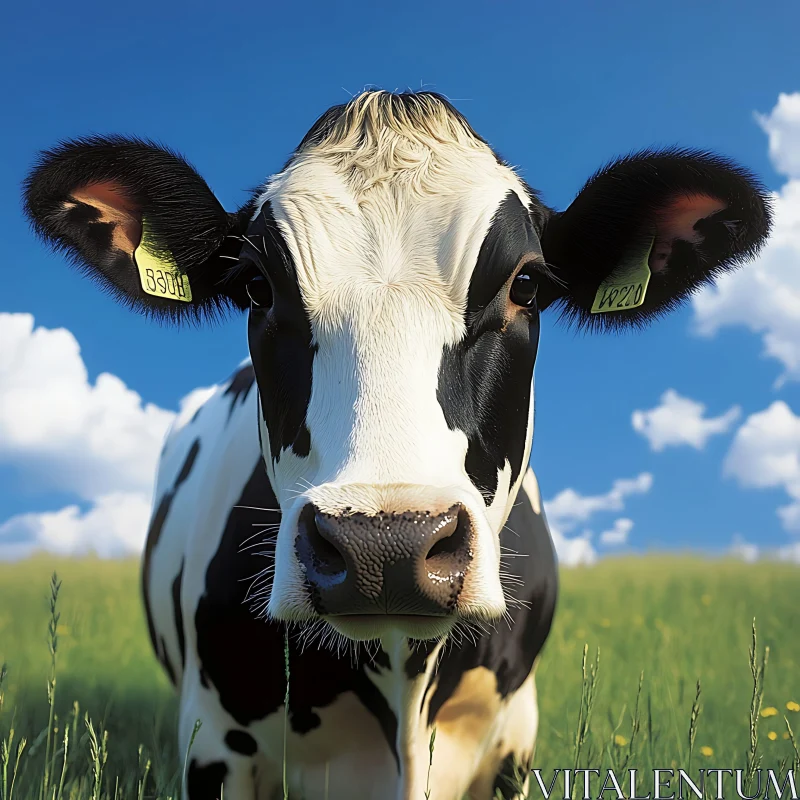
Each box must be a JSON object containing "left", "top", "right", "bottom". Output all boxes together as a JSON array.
[
  {"left": 590, "top": 237, "right": 654, "bottom": 314},
  {"left": 134, "top": 221, "right": 192, "bottom": 302}
]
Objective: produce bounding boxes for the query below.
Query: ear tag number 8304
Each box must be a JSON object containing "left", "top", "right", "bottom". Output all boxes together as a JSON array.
[{"left": 134, "top": 220, "right": 193, "bottom": 303}]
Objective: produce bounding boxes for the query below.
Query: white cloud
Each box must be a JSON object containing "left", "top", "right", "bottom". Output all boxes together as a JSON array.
[
  {"left": 729, "top": 534, "right": 760, "bottom": 564},
  {"left": 545, "top": 473, "right": 652, "bottom": 528},
  {"left": 723, "top": 400, "right": 800, "bottom": 532},
  {"left": 693, "top": 93, "right": 800, "bottom": 386},
  {"left": 0, "top": 313, "right": 213, "bottom": 558},
  {"left": 726, "top": 535, "right": 800, "bottom": 565},
  {"left": 0, "top": 313, "right": 174, "bottom": 499},
  {"left": 756, "top": 92, "right": 800, "bottom": 179},
  {"left": 632, "top": 390, "right": 741, "bottom": 451},
  {"left": 0, "top": 492, "right": 152, "bottom": 561},
  {"left": 545, "top": 474, "right": 652, "bottom": 566},
  {"left": 599, "top": 518, "right": 634, "bottom": 546},
  {"left": 551, "top": 529, "right": 597, "bottom": 567},
  {"left": 777, "top": 540, "right": 800, "bottom": 564}
]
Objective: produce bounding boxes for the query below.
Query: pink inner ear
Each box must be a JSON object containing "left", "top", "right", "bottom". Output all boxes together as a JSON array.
[
  {"left": 65, "top": 182, "right": 142, "bottom": 255},
  {"left": 648, "top": 194, "right": 728, "bottom": 274}
]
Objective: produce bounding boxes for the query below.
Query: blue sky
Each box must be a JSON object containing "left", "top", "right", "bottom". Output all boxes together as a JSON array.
[{"left": 2, "top": 0, "right": 800, "bottom": 563}]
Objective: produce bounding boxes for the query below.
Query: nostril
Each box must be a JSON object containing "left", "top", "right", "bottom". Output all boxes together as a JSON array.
[
  {"left": 425, "top": 507, "right": 472, "bottom": 574},
  {"left": 296, "top": 504, "right": 347, "bottom": 580}
]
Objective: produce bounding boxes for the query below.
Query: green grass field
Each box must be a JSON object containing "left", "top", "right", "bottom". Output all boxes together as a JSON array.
[{"left": 0, "top": 556, "right": 798, "bottom": 798}]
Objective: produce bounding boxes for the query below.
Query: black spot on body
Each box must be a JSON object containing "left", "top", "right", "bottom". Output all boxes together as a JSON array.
[
  {"left": 172, "top": 561, "right": 186, "bottom": 669},
  {"left": 222, "top": 364, "right": 256, "bottom": 421},
  {"left": 175, "top": 440, "right": 201, "bottom": 485},
  {"left": 187, "top": 759, "right": 228, "bottom": 800},
  {"left": 159, "top": 635, "right": 177, "bottom": 686},
  {"left": 142, "top": 439, "right": 200, "bottom": 681},
  {"left": 142, "top": 493, "right": 171, "bottom": 661},
  {"left": 194, "top": 459, "right": 399, "bottom": 768},
  {"left": 437, "top": 193, "right": 543, "bottom": 501},
  {"left": 405, "top": 647, "right": 429, "bottom": 680},
  {"left": 224, "top": 730, "right": 258, "bottom": 756}
]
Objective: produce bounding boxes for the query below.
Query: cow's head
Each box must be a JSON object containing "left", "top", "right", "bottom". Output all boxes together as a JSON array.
[{"left": 24, "top": 91, "right": 770, "bottom": 642}]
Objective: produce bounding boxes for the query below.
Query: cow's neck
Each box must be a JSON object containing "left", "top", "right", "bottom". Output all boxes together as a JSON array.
[{"left": 366, "top": 635, "right": 445, "bottom": 796}]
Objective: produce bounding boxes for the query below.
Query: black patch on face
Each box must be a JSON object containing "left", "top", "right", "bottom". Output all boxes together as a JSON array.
[
  {"left": 437, "top": 193, "right": 543, "bottom": 501},
  {"left": 224, "top": 729, "right": 258, "bottom": 756},
  {"left": 426, "top": 484, "right": 558, "bottom": 724},
  {"left": 194, "top": 458, "right": 399, "bottom": 768},
  {"left": 186, "top": 759, "right": 228, "bottom": 800},
  {"left": 292, "top": 423, "right": 311, "bottom": 458},
  {"left": 493, "top": 753, "right": 521, "bottom": 800},
  {"left": 142, "top": 439, "right": 200, "bottom": 677},
  {"left": 172, "top": 561, "right": 186, "bottom": 669},
  {"left": 243, "top": 205, "right": 315, "bottom": 464},
  {"left": 222, "top": 363, "right": 256, "bottom": 421}
]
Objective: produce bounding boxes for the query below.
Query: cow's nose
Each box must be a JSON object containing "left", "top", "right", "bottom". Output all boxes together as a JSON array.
[{"left": 295, "top": 503, "right": 473, "bottom": 615}]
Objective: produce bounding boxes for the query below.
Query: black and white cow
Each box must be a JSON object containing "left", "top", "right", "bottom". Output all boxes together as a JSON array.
[{"left": 23, "top": 91, "right": 770, "bottom": 799}]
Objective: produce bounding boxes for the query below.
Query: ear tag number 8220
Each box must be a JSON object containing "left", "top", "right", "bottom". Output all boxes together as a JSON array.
[{"left": 591, "top": 237, "right": 654, "bottom": 315}]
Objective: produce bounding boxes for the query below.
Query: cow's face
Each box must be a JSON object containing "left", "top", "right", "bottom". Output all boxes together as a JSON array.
[
  {"left": 241, "top": 98, "right": 546, "bottom": 638},
  {"left": 24, "top": 91, "right": 771, "bottom": 642}
]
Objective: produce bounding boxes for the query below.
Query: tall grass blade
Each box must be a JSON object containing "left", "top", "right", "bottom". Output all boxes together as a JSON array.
[
  {"left": 687, "top": 679, "right": 702, "bottom": 773},
  {"left": 180, "top": 720, "right": 202, "bottom": 799},
  {"left": 55, "top": 727, "right": 68, "bottom": 800},
  {"left": 745, "top": 619, "right": 769, "bottom": 795},
  {"left": 39, "top": 573, "right": 61, "bottom": 800}
]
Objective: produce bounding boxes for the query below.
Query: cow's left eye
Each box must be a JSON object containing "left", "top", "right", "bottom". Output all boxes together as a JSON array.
[{"left": 510, "top": 268, "right": 538, "bottom": 307}]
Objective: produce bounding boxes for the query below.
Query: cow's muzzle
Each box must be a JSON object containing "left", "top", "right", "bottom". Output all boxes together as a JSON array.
[{"left": 295, "top": 503, "right": 473, "bottom": 616}]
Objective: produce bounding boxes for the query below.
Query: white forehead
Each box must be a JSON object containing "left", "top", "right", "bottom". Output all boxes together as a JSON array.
[{"left": 253, "top": 96, "right": 532, "bottom": 335}]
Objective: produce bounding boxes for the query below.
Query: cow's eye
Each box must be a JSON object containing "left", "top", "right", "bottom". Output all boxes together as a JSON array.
[
  {"left": 246, "top": 275, "right": 273, "bottom": 309},
  {"left": 510, "top": 268, "right": 538, "bottom": 307}
]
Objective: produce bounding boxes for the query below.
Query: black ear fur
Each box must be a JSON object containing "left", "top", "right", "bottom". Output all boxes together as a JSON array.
[
  {"left": 538, "top": 148, "right": 773, "bottom": 331},
  {"left": 23, "top": 136, "right": 247, "bottom": 322}
]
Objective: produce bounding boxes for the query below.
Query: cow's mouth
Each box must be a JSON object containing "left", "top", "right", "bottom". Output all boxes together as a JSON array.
[{"left": 323, "top": 614, "right": 456, "bottom": 642}]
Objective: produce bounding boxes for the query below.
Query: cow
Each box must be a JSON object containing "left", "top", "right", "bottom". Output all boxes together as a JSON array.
[{"left": 23, "top": 90, "right": 770, "bottom": 800}]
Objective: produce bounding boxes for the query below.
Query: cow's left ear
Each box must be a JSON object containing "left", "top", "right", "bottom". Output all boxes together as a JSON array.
[{"left": 537, "top": 149, "right": 772, "bottom": 329}]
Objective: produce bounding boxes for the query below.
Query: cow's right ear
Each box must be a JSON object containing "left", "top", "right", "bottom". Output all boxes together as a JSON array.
[{"left": 23, "top": 136, "right": 251, "bottom": 321}]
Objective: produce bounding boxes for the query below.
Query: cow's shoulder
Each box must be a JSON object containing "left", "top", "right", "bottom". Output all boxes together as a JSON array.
[
  {"left": 142, "top": 360, "right": 262, "bottom": 686},
  {"left": 157, "top": 360, "right": 256, "bottom": 488}
]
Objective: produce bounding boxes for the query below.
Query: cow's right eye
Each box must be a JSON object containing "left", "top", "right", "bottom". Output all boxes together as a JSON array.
[{"left": 246, "top": 275, "right": 273, "bottom": 309}]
